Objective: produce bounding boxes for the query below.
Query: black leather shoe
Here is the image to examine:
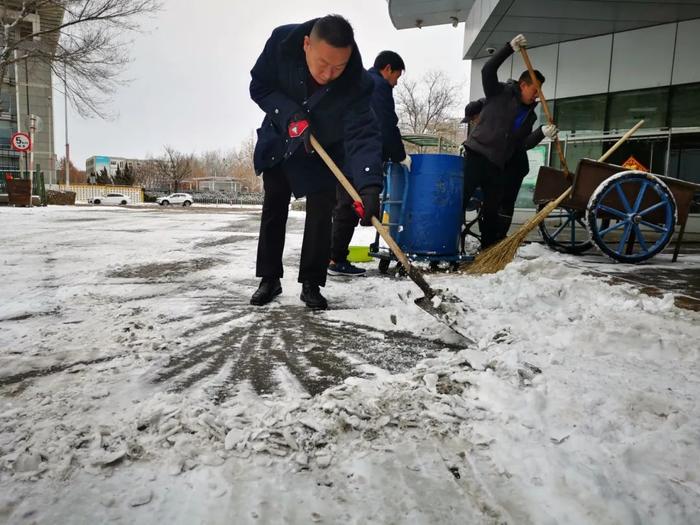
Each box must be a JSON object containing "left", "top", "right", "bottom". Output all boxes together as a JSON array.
[
  {"left": 250, "top": 278, "right": 282, "bottom": 306},
  {"left": 300, "top": 282, "right": 328, "bottom": 310}
]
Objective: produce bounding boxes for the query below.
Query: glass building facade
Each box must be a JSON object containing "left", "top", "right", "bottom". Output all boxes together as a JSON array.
[{"left": 550, "top": 83, "right": 700, "bottom": 186}]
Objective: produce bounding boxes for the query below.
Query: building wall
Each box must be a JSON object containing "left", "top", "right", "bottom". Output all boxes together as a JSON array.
[
  {"left": 469, "top": 20, "right": 700, "bottom": 102},
  {"left": 0, "top": 55, "right": 55, "bottom": 182}
]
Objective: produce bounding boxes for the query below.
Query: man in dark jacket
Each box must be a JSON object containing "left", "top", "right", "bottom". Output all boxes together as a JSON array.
[
  {"left": 328, "top": 50, "right": 408, "bottom": 276},
  {"left": 462, "top": 99, "right": 534, "bottom": 242},
  {"left": 462, "top": 33, "right": 557, "bottom": 249},
  {"left": 249, "top": 15, "right": 383, "bottom": 309}
]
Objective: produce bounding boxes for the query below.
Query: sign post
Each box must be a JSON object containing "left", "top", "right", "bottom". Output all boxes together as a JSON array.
[{"left": 11, "top": 131, "right": 32, "bottom": 207}]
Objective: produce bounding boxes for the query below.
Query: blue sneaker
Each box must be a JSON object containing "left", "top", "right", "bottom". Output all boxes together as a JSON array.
[{"left": 327, "top": 260, "right": 366, "bottom": 277}]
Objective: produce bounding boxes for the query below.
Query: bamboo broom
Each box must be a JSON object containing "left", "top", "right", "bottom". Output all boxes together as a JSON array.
[{"left": 464, "top": 111, "right": 645, "bottom": 274}]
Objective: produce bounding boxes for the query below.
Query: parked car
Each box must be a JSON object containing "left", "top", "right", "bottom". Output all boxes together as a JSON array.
[
  {"left": 88, "top": 193, "right": 131, "bottom": 205},
  {"left": 156, "top": 193, "right": 193, "bottom": 206}
]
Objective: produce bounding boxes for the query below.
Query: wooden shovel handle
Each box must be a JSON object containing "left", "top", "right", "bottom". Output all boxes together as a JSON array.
[{"left": 309, "top": 134, "right": 413, "bottom": 273}]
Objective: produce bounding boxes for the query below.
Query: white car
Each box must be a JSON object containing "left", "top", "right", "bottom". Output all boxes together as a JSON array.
[
  {"left": 89, "top": 193, "right": 131, "bottom": 205},
  {"left": 157, "top": 193, "right": 193, "bottom": 206}
]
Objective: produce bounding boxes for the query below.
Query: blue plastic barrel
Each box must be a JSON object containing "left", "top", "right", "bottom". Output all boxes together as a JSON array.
[
  {"left": 383, "top": 162, "right": 407, "bottom": 242},
  {"left": 385, "top": 154, "right": 463, "bottom": 256}
]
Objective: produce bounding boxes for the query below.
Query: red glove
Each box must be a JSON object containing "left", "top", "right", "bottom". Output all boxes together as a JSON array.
[{"left": 288, "top": 114, "right": 313, "bottom": 154}]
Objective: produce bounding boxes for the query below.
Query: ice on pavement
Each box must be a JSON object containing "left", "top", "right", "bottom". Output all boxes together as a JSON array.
[{"left": 1, "top": 206, "right": 699, "bottom": 524}]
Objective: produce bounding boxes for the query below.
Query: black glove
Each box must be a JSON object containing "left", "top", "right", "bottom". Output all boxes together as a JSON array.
[
  {"left": 357, "top": 185, "right": 381, "bottom": 226},
  {"left": 288, "top": 113, "right": 314, "bottom": 154}
]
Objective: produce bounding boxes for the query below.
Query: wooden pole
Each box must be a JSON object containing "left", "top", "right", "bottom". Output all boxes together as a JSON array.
[{"left": 520, "top": 47, "right": 570, "bottom": 177}]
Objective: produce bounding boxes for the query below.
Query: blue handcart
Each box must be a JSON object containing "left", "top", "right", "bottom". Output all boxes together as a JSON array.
[{"left": 369, "top": 153, "right": 474, "bottom": 273}]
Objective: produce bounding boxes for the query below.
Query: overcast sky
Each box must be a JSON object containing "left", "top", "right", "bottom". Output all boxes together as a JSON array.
[{"left": 52, "top": 0, "right": 471, "bottom": 169}]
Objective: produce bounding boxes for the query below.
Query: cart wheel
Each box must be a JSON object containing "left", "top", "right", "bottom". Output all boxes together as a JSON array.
[
  {"left": 538, "top": 205, "right": 593, "bottom": 254},
  {"left": 587, "top": 171, "right": 676, "bottom": 263},
  {"left": 378, "top": 257, "right": 391, "bottom": 274}
]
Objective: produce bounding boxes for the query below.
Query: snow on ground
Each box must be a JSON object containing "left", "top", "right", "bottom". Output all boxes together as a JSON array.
[{"left": 1, "top": 205, "right": 699, "bottom": 524}]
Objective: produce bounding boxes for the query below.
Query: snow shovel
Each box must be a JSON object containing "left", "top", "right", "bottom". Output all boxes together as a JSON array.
[{"left": 310, "top": 134, "right": 474, "bottom": 343}]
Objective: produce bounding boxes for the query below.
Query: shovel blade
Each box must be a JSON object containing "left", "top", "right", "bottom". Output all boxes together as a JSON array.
[{"left": 414, "top": 290, "right": 475, "bottom": 344}]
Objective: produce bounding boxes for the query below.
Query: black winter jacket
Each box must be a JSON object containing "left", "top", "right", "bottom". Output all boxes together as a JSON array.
[
  {"left": 249, "top": 20, "right": 382, "bottom": 197},
  {"left": 464, "top": 42, "right": 544, "bottom": 170},
  {"left": 464, "top": 99, "right": 530, "bottom": 179},
  {"left": 367, "top": 67, "right": 406, "bottom": 163}
]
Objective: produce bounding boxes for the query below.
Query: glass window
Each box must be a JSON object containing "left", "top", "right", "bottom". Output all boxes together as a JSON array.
[
  {"left": 515, "top": 144, "right": 549, "bottom": 209},
  {"left": 598, "top": 137, "right": 668, "bottom": 175},
  {"left": 668, "top": 133, "right": 700, "bottom": 184},
  {"left": 0, "top": 120, "right": 13, "bottom": 149},
  {"left": 555, "top": 94, "right": 607, "bottom": 133},
  {"left": 607, "top": 87, "right": 669, "bottom": 131},
  {"left": 0, "top": 150, "right": 19, "bottom": 171},
  {"left": 551, "top": 139, "right": 604, "bottom": 171},
  {"left": 670, "top": 83, "right": 700, "bottom": 128},
  {"left": 0, "top": 90, "right": 15, "bottom": 115},
  {"left": 534, "top": 104, "right": 547, "bottom": 128}
]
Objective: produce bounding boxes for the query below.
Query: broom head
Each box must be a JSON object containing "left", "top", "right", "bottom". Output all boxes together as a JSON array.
[{"left": 462, "top": 187, "right": 573, "bottom": 274}]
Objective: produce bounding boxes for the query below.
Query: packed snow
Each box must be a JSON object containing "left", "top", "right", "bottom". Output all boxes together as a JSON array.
[{"left": 1, "top": 205, "right": 699, "bottom": 524}]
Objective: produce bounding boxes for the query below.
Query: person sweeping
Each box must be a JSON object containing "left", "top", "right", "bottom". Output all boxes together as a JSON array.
[
  {"left": 328, "top": 50, "right": 410, "bottom": 277},
  {"left": 248, "top": 15, "right": 383, "bottom": 309},
  {"left": 462, "top": 33, "right": 557, "bottom": 250}
]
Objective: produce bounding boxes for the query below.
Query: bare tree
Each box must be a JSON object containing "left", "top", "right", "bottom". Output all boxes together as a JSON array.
[
  {"left": 155, "top": 145, "right": 192, "bottom": 192},
  {"left": 133, "top": 156, "right": 162, "bottom": 190},
  {"left": 57, "top": 155, "right": 85, "bottom": 183},
  {"left": 199, "top": 149, "right": 237, "bottom": 179},
  {"left": 0, "top": 0, "right": 161, "bottom": 117},
  {"left": 395, "top": 70, "right": 462, "bottom": 135},
  {"left": 231, "top": 136, "right": 260, "bottom": 192}
]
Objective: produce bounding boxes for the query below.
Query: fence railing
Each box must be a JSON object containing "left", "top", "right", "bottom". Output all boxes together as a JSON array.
[
  {"left": 46, "top": 184, "right": 145, "bottom": 204},
  {"left": 144, "top": 190, "right": 264, "bottom": 206}
]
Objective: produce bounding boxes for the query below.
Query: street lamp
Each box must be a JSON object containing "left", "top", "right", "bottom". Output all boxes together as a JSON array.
[{"left": 64, "top": 60, "right": 70, "bottom": 188}]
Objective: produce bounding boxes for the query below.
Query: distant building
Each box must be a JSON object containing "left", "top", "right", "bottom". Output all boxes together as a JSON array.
[
  {"left": 181, "top": 177, "right": 243, "bottom": 193},
  {"left": 86, "top": 155, "right": 145, "bottom": 178}
]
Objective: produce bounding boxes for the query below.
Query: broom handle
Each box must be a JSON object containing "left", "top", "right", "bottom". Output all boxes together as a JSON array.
[
  {"left": 547, "top": 120, "right": 644, "bottom": 208},
  {"left": 597, "top": 119, "right": 645, "bottom": 162},
  {"left": 310, "top": 134, "right": 426, "bottom": 289},
  {"left": 520, "top": 47, "right": 570, "bottom": 177}
]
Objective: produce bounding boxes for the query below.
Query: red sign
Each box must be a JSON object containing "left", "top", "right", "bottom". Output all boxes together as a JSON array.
[
  {"left": 10, "top": 132, "right": 31, "bottom": 152},
  {"left": 621, "top": 155, "right": 648, "bottom": 172}
]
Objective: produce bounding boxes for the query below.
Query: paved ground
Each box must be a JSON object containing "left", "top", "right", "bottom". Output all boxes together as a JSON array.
[
  {"left": 560, "top": 246, "right": 700, "bottom": 311},
  {"left": 3, "top": 204, "right": 699, "bottom": 525},
  {"left": 3, "top": 204, "right": 698, "bottom": 403},
  {"left": 0, "top": 205, "right": 458, "bottom": 401}
]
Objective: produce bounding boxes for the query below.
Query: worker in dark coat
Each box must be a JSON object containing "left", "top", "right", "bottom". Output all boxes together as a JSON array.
[
  {"left": 462, "top": 99, "right": 533, "bottom": 242},
  {"left": 328, "top": 50, "right": 408, "bottom": 276},
  {"left": 462, "top": 33, "right": 558, "bottom": 249},
  {"left": 249, "top": 15, "right": 383, "bottom": 310}
]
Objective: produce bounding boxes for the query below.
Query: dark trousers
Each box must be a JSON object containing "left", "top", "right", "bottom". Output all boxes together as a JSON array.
[
  {"left": 256, "top": 166, "right": 335, "bottom": 286},
  {"left": 330, "top": 182, "right": 360, "bottom": 263},
  {"left": 463, "top": 149, "right": 506, "bottom": 249},
  {"left": 496, "top": 151, "right": 529, "bottom": 240}
]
